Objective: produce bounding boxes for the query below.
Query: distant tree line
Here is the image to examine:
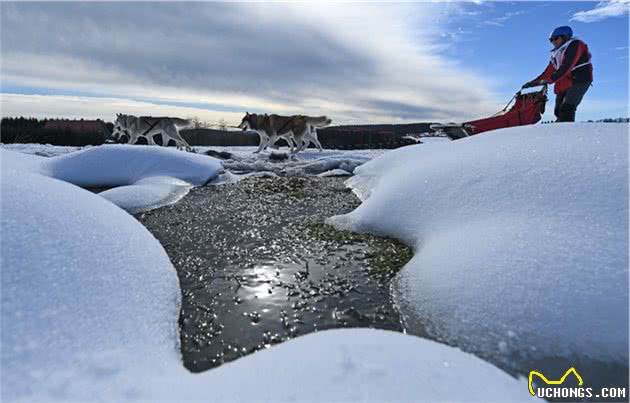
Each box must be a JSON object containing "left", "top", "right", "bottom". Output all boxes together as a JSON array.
[
  {"left": 542, "top": 117, "right": 629, "bottom": 124},
  {"left": 2, "top": 116, "right": 432, "bottom": 149},
  {"left": 586, "top": 117, "right": 630, "bottom": 123},
  {"left": 1, "top": 117, "right": 111, "bottom": 146}
]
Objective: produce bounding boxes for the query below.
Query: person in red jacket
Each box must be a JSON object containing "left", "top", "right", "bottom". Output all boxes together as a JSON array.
[{"left": 523, "top": 26, "right": 593, "bottom": 122}]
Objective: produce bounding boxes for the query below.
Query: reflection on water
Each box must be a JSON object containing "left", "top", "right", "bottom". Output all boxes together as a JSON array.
[{"left": 138, "top": 177, "right": 409, "bottom": 372}]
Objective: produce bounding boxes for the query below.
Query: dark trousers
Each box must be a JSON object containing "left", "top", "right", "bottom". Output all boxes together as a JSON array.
[{"left": 554, "top": 81, "right": 591, "bottom": 122}]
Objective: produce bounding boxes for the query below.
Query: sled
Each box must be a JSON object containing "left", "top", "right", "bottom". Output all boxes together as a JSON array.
[{"left": 431, "top": 84, "right": 548, "bottom": 140}]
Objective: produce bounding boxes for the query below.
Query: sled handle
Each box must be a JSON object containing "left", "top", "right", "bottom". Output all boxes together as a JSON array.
[{"left": 517, "top": 82, "right": 547, "bottom": 96}]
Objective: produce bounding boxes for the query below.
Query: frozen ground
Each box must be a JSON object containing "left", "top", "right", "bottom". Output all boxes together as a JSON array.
[
  {"left": 329, "top": 123, "right": 629, "bottom": 381},
  {"left": 1, "top": 144, "right": 530, "bottom": 401}
]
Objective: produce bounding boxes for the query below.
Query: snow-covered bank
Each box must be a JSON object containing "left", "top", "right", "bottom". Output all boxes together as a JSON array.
[
  {"left": 329, "top": 123, "right": 629, "bottom": 368},
  {"left": 1, "top": 162, "right": 531, "bottom": 401},
  {"left": 1, "top": 145, "right": 223, "bottom": 212}
]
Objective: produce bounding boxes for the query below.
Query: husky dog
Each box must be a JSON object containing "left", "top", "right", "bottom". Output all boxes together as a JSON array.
[
  {"left": 111, "top": 114, "right": 192, "bottom": 150},
  {"left": 238, "top": 113, "right": 331, "bottom": 153}
]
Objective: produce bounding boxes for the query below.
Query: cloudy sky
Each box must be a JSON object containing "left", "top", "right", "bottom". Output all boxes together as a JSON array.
[{"left": 1, "top": 1, "right": 628, "bottom": 125}]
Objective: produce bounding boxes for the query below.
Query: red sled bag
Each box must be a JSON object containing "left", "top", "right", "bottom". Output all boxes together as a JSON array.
[{"left": 431, "top": 85, "right": 548, "bottom": 140}]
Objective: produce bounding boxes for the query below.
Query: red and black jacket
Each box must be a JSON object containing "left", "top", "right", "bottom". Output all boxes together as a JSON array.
[{"left": 535, "top": 39, "right": 593, "bottom": 94}]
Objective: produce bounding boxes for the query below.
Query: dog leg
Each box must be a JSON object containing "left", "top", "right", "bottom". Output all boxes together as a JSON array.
[
  {"left": 266, "top": 135, "right": 278, "bottom": 152},
  {"left": 255, "top": 133, "right": 269, "bottom": 153},
  {"left": 311, "top": 130, "right": 323, "bottom": 151},
  {"left": 283, "top": 132, "right": 295, "bottom": 153},
  {"left": 296, "top": 134, "right": 308, "bottom": 153},
  {"left": 127, "top": 133, "right": 141, "bottom": 145},
  {"left": 288, "top": 137, "right": 298, "bottom": 155},
  {"left": 164, "top": 125, "right": 191, "bottom": 151}
]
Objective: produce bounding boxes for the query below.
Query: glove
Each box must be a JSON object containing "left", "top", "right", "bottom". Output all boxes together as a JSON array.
[{"left": 522, "top": 80, "right": 547, "bottom": 89}]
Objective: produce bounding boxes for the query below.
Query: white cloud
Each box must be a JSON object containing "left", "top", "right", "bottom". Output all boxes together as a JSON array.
[
  {"left": 481, "top": 10, "right": 525, "bottom": 27},
  {"left": 0, "top": 93, "right": 245, "bottom": 125},
  {"left": 1, "top": 3, "right": 501, "bottom": 123},
  {"left": 571, "top": 0, "right": 630, "bottom": 23}
]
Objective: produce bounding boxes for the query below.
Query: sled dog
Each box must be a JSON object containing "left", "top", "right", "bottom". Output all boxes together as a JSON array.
[
  {"left": 111, "top": 114, "right": 192, "bottom": 150},
  {"left": 238, "top": 113, "right": 331, "bottom": 153}
]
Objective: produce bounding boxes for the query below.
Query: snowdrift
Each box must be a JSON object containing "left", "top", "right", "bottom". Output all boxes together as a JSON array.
[
  {"left": 0, "top": 165, "right": 530, "bottom": 401},
  {"left": 1, "top": 145, "right": 223, "bottom": 213},
  {"left": 330, "top": 123, "right": 629, "bottom": 368}
]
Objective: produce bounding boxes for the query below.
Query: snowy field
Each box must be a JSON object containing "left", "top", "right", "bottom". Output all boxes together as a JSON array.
[{"left": 1, "top": 124, "right": 627, "bottom": 401}]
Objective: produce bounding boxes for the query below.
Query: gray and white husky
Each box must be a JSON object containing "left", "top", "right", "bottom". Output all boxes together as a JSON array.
[
  {"left": 238, "top": 113, "right": 331, "bottom": 153},
  {"left": 111, "top": 114, "right": 192, "bottom": 150}
]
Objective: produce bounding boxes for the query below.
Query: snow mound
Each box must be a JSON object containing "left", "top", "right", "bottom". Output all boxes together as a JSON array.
[
  {"left": 0, "top": 146, "right": 46, "bottom": 173},
  {"left": 1, "top": 145, "right": 223, "bottom": 213},
  {"left": 99, "top": 176, "right": 193, "bottom": 214},
  {"left": 166, "top": 329, "right": 531, "bottom": 402},
  {"left": 45, "top": 145, "right": 221, "bottom": 187},
  {"left": 330, "top": 123, "right": 629, "bottom": 367},
  {"left": 0, "top": 169, "right": 181, "bottom": 401}
]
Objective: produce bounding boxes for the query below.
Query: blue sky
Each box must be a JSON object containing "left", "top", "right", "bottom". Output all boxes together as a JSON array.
[
  {"left": 1, "top": 1, "right": 628, "bottom": 125},
  {"left": 436, "top": 1, "right": 629, "bottom": 121}
]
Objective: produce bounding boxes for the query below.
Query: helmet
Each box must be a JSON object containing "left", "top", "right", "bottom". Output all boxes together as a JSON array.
[{"left": 550, "top": 26, "right": 573, "bottom": 39}]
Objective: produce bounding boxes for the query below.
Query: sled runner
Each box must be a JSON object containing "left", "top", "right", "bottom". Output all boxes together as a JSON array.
[{"left": 431, "top": 84, "right": 548, "bottom": 140}]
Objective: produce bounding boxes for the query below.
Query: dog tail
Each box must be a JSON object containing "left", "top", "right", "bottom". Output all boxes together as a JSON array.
[{"left": 171, "top": 118, "right": 192, "bottom": 127}]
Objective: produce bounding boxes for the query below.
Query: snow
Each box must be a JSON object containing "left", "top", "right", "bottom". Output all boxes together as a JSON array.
[
  {"left": 196, "top": 146, "right": 385, "bottom": 163},
  {"left": 99, "top": 176, "right": 193, "bottom": 214},
  {"left": 2, "top": 143, "right": 384, "bottom": 185},
  {"left": 1, "top": 169, "right": 181, "bottom": 402},
  {"left": 1, "top": 145, "right": 223, "bottom": 213},
  {"left": 1, "top": 143, "right": 532, "bottom": 401},
  {"left": 46, "top": 145, "right": 221, "bottom": 188},
  {"left": 318, "top": 168, "right": 353, "bottom": 177},
  {"left": 329, "top": 123, "right": 629, "bottom": 368},
  {"left": 204, "top": 147, "right": 382, "bottom": 177},
  {"left": 402, "top": 135, "right": 450, "bottom": 145},
  {"left": 0, "top": 143, "right": 84, "bottom": 157},
  {"left": 164, "top": 329, "right": 531, "bottom": 403}
]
